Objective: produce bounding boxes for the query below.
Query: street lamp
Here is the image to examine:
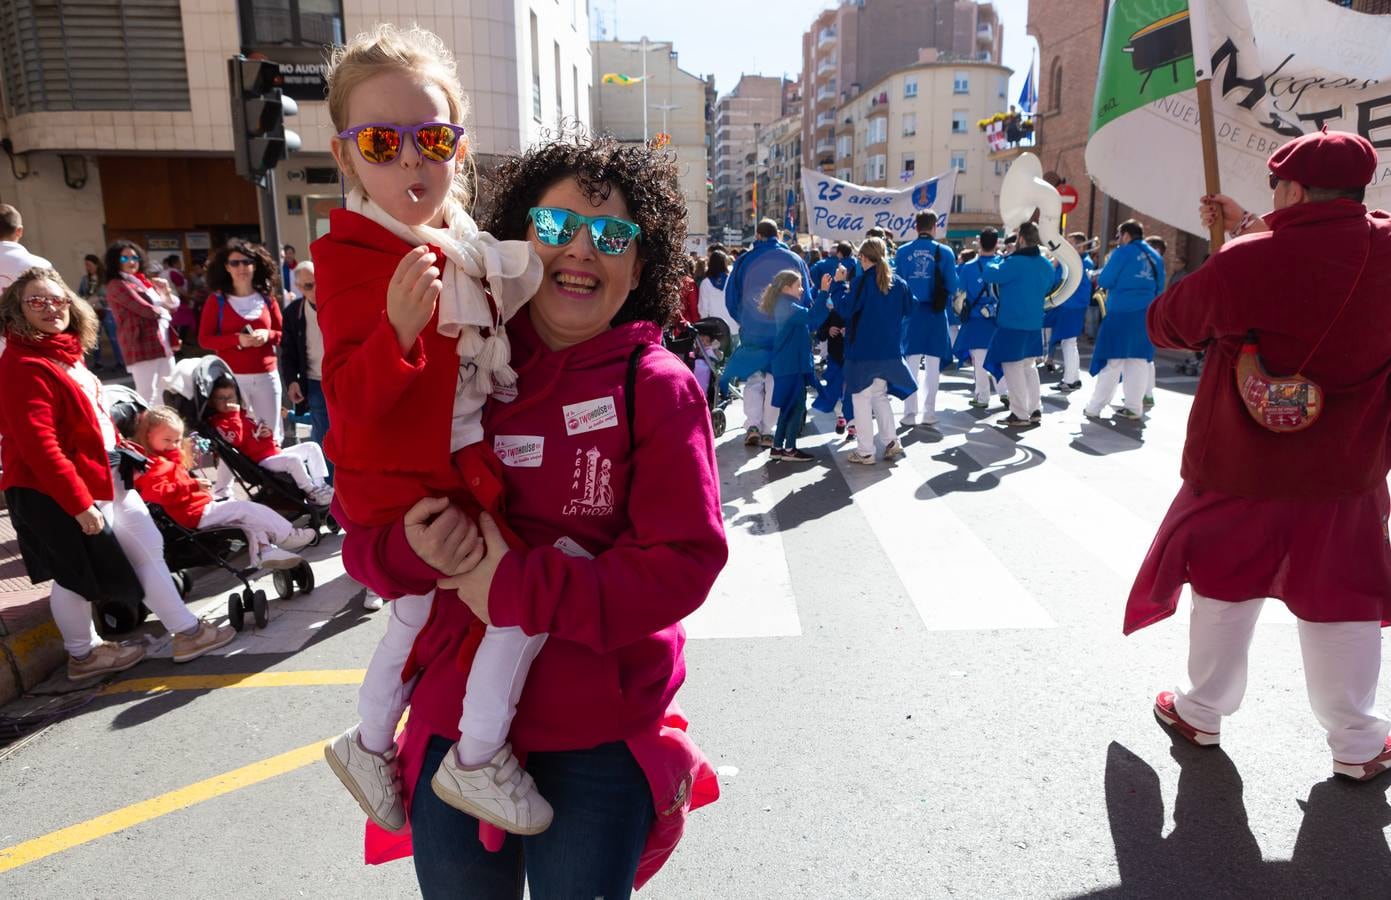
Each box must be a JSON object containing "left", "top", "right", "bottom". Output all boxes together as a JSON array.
[
  {"left": 617, "top": 36, "right": 671, "bottom": 141},
  {"left": 652, "top": 102, "right": 681, "bottom": 137}
]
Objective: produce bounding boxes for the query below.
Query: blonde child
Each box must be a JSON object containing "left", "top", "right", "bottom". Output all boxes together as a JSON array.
[
  {"left": 130, "top": 405, "right": 315, "bottom": 564},
  {"left": 312, "top": 25, "right": 550, "bottom": 836},
  {"left": 760, "top": 270, "right": 816, "bottom": 462},
  {"left": 205, "top": 376, "right": 334, "bottom": 507}
]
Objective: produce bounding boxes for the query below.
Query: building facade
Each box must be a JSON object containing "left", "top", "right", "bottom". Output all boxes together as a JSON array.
[
  {"left": 802, "top": 0, "right": 1002, "bottom": 177},
  {"left": 0, "top": 0, "right": 591, "bottom": 286},
  {"left": 591, "top": 40, "right": 711, "bottom": 252},
  {"left": 842, "top": 53, "right": 1010, "bottom": 245},
  {"left": 754, "top": 112, "right": 803, "bottom": 236},
  {"left": 710, "top": 75, "right": 788, "bottom": 240}
]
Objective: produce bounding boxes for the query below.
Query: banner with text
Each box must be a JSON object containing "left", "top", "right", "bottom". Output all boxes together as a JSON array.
[
  {"left": 800, "top": 169, "right": 959, "bottom": 243},
  {"left": 1086, "top": 0, "right": 1391, "bottom": 238}
]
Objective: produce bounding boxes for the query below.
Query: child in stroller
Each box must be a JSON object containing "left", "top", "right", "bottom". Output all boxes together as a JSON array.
[
  {"left": 664, "top": 316, "right": 732, "bottom": 437},
  {"left": 207, "top": 375, "right": 334, "bottom": 507}
]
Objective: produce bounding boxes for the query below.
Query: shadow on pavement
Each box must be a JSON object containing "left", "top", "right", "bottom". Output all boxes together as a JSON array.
[
  {"left": 920, "top": 430, "right": 1046, "bottom": 498},
  {"left": 1075, "top": 740, "right": 1391, "bottom": 898}
]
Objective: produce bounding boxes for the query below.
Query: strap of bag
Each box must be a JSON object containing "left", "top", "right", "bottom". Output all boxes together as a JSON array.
[{"left": 625, "top": 343, "right": 646, "bottom": 449}]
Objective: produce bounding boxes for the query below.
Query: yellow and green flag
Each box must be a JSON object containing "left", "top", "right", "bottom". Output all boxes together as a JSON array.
[{"left": 601, "top": 73, "right": 646, "bottom": 86}]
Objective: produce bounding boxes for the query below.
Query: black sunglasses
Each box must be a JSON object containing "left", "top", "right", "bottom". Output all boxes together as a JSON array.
[{"left": 1268, "top": 172, "right": 1280, "bottom": 190}]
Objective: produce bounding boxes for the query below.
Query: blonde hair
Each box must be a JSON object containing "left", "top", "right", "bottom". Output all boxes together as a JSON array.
[
  {"left": 859, "top": 238, "right": 892, "bottom": 294},
  {"left": 326, "top": 23, "right": 475, "bottom": 211},
  {"left": 758, "top": 270, "right": 803, "bottom": 315},
  {"left": 0, "top": 267, "right": 98, "bottom": 350},
  {"left": 134, "top": 405, "right": 184, "bottom": 448}
]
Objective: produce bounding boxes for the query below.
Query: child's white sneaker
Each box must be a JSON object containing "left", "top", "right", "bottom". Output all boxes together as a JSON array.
[
  {"left": 279, "top": 527, "right": 316, "bottom": 552},
  {"left": 430, "top": 742, "right": 553, "bottom": 835},
  {"left": 308, "top": 484, "right": 334, "bottom": 507},
  {"left": 323, "top": 726, "right": 406, "bottom": 832}
]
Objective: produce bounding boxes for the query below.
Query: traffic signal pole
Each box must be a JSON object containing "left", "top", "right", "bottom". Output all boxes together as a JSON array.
[
  {"left": 258, "top": 176, "right": 283, "bottom": 293},
  {"left": 229, "top": 54, "right": 299, "bottom": 287}
]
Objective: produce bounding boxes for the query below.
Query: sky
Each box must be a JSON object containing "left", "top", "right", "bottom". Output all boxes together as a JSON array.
[{"left": 606, "top": 0, "right": 1038, "bottom": 104}]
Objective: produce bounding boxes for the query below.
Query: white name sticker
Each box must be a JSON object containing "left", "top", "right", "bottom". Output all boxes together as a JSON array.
[
  {"left": 493, "top": 435, "right": 544, "bottom": 468},
  {"left": 563, "top": 396, "right": 619, "bottom": 436},
  {"left": 491, "top": 382, "right": 518, "bottom": 403},
  {"left": 553, "top": 536, "right": 595, "bottom": 559}
]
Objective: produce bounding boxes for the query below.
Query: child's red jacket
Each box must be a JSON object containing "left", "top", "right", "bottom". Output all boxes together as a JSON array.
[
  {"left": 208, "top": 409, "right": 277, "bottom": 463},
  {"left": 131, "top": 445, "right": 211, "bottom": 529}
]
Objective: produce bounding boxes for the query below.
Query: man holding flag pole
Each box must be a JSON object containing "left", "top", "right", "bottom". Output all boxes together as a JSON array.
[{"left": 1104, "top": 0, "right": 1391, "bottom": 781}]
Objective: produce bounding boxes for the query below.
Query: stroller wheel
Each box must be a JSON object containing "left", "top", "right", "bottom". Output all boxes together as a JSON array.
[
  {"left": 228, "top": 593, "right": 245, "bottom": 631},
  {"left": 272, "top": 569, "right": 295, "bottom": 602},
  {"left": 175, "top": 571, "right": 194, "bottom": 599},
  {"left": 252, "top": 590, "right": 269, "bottom": 629},
  {"left": 711, "top": 408, "right": 727, "bottom": 438},
  {"left": 295, "top": 561, "right": 316, "bottom": 595}
]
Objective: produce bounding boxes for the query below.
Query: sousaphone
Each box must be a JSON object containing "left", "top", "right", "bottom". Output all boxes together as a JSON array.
[{"left": 998, "top": 153, "right": 1084, "bottom": 309}]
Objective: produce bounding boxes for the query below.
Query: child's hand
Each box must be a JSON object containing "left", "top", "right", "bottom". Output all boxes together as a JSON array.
[
  {"left": 254, "top": 422, "right": 272, "bottom": 440},
  {"left": 387, "top": 246, "right": 442, "bottom": 356},
  {"left": 820, "top": 273, "right": 832, "bottom": 291},
  {"left": 196, "top": 477, "right": 213, "bottom": 493},
  {"left": 403, "top": 497, "right": 481, "bottom": 575}
]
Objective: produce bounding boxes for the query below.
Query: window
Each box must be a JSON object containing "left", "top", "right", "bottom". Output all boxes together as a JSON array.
[
  {"left": 867, "top": 117, "right": 887, "bottom": 145},
  {"left": 239, "top": 0, "right": 345, "bottom": 47},
  {"left": 902, "top": 112, "right": 916, "bottom": 136},
  {"left": 995, "top": 160, "right": 1006, "bottom": 176},
  {"left": 901, "top": 154, "right": 915, "bottom": 182},
  {"left": 951, "top": 110, "right": 968, "bottom": 134},
  {"left": 904, "top": 75, "right": 918, "bottom": 98},
  {"left": 554, "top": 41, "right": 563, "bottom": 127},
  {"left": 573, "top": 64, "right": 580, "bottom": 122},
  {"left": 530, "top": 12, "right": 542, "bottom": 122},
  {"left": 953, "top": 71, "right": 969, "bottom": 94},
  {"left": 951, "top": 151, "right": 967, "bottom": 172},
  {"left": 865, "top": 154, "right": 886, "bottom": 182},
  {"left": 951, "top": 194, "right": 965, "bottom": 214},
  {"left": 3, "top": 0, "right": 194, "bottom": 112},
  {"left": 998, "top": 75, "right": 1009, "bottom": 100},
  {"left": 837, "top": 134, "right": 853, "bottom": 158},
  {"left": 837, "top": 167, "right": 853, "bottom": 181}
]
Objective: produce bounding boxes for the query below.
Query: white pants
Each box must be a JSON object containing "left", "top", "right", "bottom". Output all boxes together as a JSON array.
[
  {"left": 852, "top": 378, "right": 895, "bottom": 454},
  {"left": 197, "top": 498, "right": 294, "bottom": 547},
  {"left": 49, "top": 475, "right": 200, "bottom": 656},
  {"left": 968, "top": 348, "right": 1001, "bottom": 405},
  {"left": 1060, "top": 338, "right": 1081, "bottom": 384},
  {"left": 1001, "top": 359, "right": 1041, "bottom": 420},
  {"left": 902, "top": 354, "right": 942, "bottom": 421},
  {"left": 235, "top": 371, "right": 284, "bottom": 445},
  {"left": 1148, "top": 360, "right": 1157, "bottom": 398},
  {"left": 693, "top": 359, "right": 713, "bottom": 398},
  {"left": 1086, "top": 358, "right": 1148, "bottom": 416},
  {"left": 259, "top": 443, "right": 329, "bottom": 492},
  {"left": 127, "top": 356, "right": 174, "bottom": 406},
  {"left": 356, "top": 590, "right": 548, "bottom": 762},
  {"left": 742, "top": 371, "right": 778, "bottom": 433},
  {"left": 1175, "top": 592, "right": 1390, "bottom": 763}
]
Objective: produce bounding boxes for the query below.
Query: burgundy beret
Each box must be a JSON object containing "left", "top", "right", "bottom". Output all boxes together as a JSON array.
[{"left": 1268, "top": 127, "right": 1378, "bottom": 189}]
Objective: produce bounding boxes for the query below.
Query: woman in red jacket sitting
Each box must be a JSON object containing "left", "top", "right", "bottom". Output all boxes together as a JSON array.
[
  {"left": 0, "top": 268, "right": 235, "bottom": 679},
  {"left": 198, "top": 239, "right": 284, "bottom": 444}
]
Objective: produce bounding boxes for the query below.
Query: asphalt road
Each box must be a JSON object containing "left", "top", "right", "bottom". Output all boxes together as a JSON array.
[{"left": 2, "top": 359, "right": 1389, "bottom": 899}]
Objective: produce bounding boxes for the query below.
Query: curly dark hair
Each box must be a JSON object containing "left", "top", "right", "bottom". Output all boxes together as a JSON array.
[
  {"left": 207, "top": 238, "right": 279, "bottom": 297},
  {"left": 478, "top": 133, "right": 688, "bottom": 329},
  {"left": 103, "top": 239, "right": 145, "bottom": 285}
]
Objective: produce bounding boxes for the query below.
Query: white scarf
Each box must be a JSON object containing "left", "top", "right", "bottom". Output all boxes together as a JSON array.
[{"left": 347, "top": 188, "right": 543, "bottom": 393}]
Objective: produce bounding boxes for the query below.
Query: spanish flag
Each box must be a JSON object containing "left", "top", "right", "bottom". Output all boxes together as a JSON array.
[{"left": 601, "top": 73, "right": 645, "bottom": 86}]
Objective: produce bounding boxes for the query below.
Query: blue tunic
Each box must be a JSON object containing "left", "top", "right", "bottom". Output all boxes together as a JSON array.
[
  {"left": 1089, "top": 241, "right": 1165, "bottom": 374},
  {"left": 952, "top": 255, "right": 1001, "bottom": 362},
  {"left": 841, "top": 269, "right": 915, "bottom": 398},
  {"left": 769, "top": 298, "right": 815, "bottom": 409},
  {"left": 896, "top": 237, "right": 959, "bottom": 356},
  {"left": 981, "top": 247, "right": 1054, "bottom": 374},
  {"left": 722, "top": 237, "right": 814, "bottom": 384}
]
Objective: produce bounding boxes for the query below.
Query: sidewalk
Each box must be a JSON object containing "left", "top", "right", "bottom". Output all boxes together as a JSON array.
[{"left": 0, "top": 501, "right": 64, "bottom": 708}]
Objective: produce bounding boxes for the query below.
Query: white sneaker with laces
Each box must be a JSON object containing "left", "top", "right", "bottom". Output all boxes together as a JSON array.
[
  {"left": 883, "top": 440, "right": 905, "bottom": 460},
  {"left": 259, "top": 546, "right": 302, "bottom": 570},
  {"left": 847, "top": 451, "right": 876, "bottom": 465},
  {"left": 324, "top": 726, "right": 406, "bottom": 831},
  {"left": 308, "top": 485, "right": 335, "bottom": 506},
  {"left": 279, "top": 527, "right": 316, "bottom": 552},
  {"left": 431, "top": 742, "right": 553, "bottom": 835}
]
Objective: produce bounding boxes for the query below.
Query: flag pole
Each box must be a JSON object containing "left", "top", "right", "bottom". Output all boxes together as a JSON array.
[{"left": 1188, "top": 0, "right": 1225, "bottom": 251}]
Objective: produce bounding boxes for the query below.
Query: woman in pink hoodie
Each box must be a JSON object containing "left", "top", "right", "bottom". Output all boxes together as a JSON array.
[{"left": 333, "top": 135, "right": 727, "bottom": 896}]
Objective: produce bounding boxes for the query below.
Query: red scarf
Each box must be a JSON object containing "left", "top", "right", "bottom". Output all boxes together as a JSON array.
[{"left": 4, "top": 329, "right": 85, "bottom": 367}]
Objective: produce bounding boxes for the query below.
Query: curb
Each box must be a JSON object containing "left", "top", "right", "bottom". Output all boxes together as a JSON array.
[{"left": 0, "top": 619, "right": 65, "bottom": 708}]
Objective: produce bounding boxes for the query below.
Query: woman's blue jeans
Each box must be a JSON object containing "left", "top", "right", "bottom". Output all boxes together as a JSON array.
[
  {"left": 410, "top": 736, "right": 654, "bottom": 899},
  {"left": 305, "top": 379, "right": 332, "bottom": 481},
  {"left": 773, "top": 382, "right": 807, "bottom": 449}
]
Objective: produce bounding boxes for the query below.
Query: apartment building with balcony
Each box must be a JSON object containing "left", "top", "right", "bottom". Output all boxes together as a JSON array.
[
  {"left": 843, "top": 52, "right": 1011, "bottom": 245},
  {"left": 800, "top": 0, "right": 1002, "bottom": 178},
  {"left": 710, "top": 74, "right": 787, "bottom": 239},
  {"left": 0, "top": 0, "right": 591, "bottom": 286},
  {"left": 753, "top": 112, "right": 802, "bottom": 234}
]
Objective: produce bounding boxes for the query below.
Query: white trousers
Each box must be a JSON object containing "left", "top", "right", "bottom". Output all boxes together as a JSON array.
[
  {"left": 1175, "top": 592, "right": 1390, "bottom": 763},
  {"left": 259, "top": 443, "right": 329, "bottom": 492},
  {"left": 1001, "top": 359, "right": 1041, "bottom": 420},
  {"left": 902, "top": 354, "right": 942, "bottom": 420},
  {"left": 742, "top": 371, "right": 778, "bottom": 433},
  {"left": 197, "top": 498, "right": 295, "bottom": 547},
  {"left": 235, "top": 371, "right": 284, "bottom": 444},
  {"left": 852, "top": 378, "right": 895, "bottom": 454},
  {"left": 1085, "top": 358, "right": 1148, "bottom": 416},
  {"left": 1060, "top": 338, "right": 1081, "bottom": 384},
  {"left": 49, "top": 475, "right": 199, "bottom": 655},
  {"left": 126, "top": 356, "right": 174, "bottom": 406},
  {"left": 1148, "top": 360, "right": 1157, "bottom": 398},
  {"left": 356, "top": 590, "right": 548, "bottom": 763},
  {"left": 968, "top": 348, "right": 1003, "bottom": 404}
]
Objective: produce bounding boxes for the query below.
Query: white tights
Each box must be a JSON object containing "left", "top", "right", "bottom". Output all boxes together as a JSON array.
[{"left": 259, "top": 443, "right": 330, "bottom": 492}]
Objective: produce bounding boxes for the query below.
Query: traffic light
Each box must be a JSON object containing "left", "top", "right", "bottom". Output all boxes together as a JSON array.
[{"left": 229, "top": 56, "right": 301, "bottom": 184}]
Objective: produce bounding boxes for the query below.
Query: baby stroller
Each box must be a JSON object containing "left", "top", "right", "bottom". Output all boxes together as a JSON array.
[
  {"left": 105, "top": 385, "right": 315, "bottom": 632},
  {"left": 163, "top": 355, "right": 339, "bottom": 540},
  {"left": 664, "top": 316, "right": 733, "bottom": 437}
]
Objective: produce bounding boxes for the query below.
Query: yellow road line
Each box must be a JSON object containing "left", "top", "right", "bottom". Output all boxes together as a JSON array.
[
  {"left": 0, "top": 738, "right": 328, "bottom": 873},
  {"left": 101, "top": 669, "right": 367, "bottom": 695}
]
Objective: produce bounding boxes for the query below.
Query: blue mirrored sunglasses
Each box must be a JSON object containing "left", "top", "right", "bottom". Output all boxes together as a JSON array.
[{"left": 527, "top": 207, "right": 641, "bottom": 256}]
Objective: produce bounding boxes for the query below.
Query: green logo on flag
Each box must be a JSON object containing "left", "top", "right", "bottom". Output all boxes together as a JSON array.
[{"left": 1092, "top": 1, "right": 1197, "bottom": 134}]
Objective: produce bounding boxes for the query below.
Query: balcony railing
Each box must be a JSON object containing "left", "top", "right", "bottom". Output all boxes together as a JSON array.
[
  {"left": 815, "top": 112, "right": 836, "bottom": 128},
  {"left": 815, "top": 141, "right": 835, "bottom": 155},
  {"left": 816, "top": 84, "right": 837, "bottom": 102},
  {"left": 817, "top": 27, "right": 837, "bottom": 47},
  {"left": 817, "top": 56, "right": 836, "bottom": 76}
]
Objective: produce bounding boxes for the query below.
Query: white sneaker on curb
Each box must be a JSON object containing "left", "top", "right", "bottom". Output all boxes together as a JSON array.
[
  {"left": 279, "top": 527, "right": 317, "bottom": 552},
  {"left": 324, "top": 726, "right": 406, "bottom": 831},
  {"left": 431, "top": 742, "right": 553, "bottom": 835},
  {"left": 171, "top": 619, "right": 236, "bottom": 663}
]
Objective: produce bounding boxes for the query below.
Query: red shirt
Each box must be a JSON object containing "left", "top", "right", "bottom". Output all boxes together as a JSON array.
[
  {"left": 679, "top": 275, "right": 699, "bottom": 324},
  {"left": 208, "top": 409, "right": 278, "bottom": 463},
  {"left": 197, "top": 292, "right": 283, "bottom": 374},
  {"left": 1148, "top": 200, "right": 1391, "bottom": 499},
  {"left": 131, "top": 445, "right": 212, "bottom": 529}
]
